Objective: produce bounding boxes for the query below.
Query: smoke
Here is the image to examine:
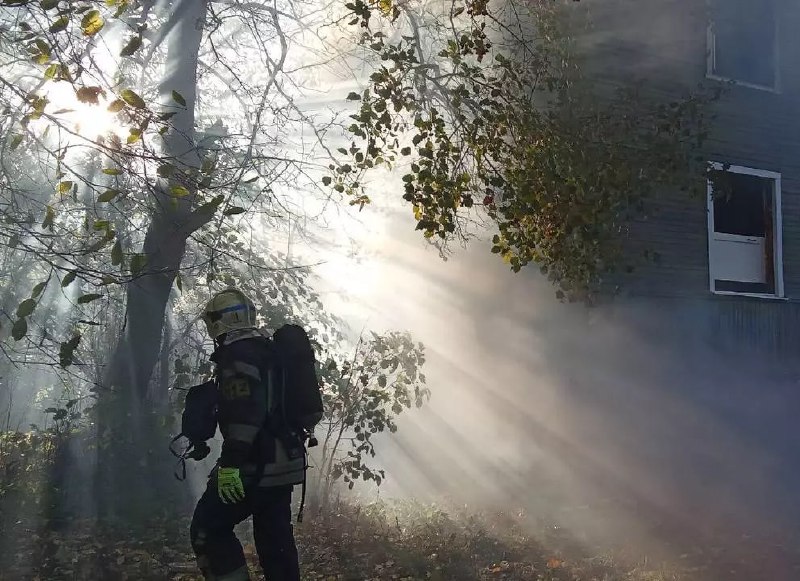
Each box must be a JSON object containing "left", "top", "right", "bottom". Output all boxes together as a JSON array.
[{"left": 311, "top": 191, "right": 800, "bottom": 567}]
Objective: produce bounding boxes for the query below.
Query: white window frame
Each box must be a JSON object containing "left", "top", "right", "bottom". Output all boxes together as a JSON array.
[
  {"left": 706, "top": 10, "right": 781, "bottom": 93},
  {"left": 707, "top": 162, "right": 784, "bottom": 299}
]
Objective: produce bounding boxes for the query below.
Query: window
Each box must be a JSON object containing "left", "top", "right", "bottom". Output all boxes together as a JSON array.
[
  {"left": 707, "top": 164, "right": 783, "bottom": 297},
  {"left": 707, "top": 0, "right": 779, "bottom": 91}
]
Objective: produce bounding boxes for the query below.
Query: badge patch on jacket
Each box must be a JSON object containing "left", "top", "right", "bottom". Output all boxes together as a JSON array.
[{"left": 222, "top": 378, "right": 250, "bottom": 398}]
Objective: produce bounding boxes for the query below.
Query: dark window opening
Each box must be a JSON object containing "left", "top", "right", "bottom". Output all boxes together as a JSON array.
[
  {"left": 709, "top": 170, "right": 778, "bottom": 295},
  {"left": 710, "top": 0, "right": 777, "bottom": 88},
  {"left": 713, "top": 172, "right": 772, "bottom": 237}
]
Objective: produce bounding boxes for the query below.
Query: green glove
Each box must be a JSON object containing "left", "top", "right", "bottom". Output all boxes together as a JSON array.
[{"left": 217, "top": 467, "right": 245, "bottom": 504}]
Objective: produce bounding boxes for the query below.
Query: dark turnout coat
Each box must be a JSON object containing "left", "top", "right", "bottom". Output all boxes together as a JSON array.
[{"left": 211, "top": 329, "right": 305, "bottom": 487}]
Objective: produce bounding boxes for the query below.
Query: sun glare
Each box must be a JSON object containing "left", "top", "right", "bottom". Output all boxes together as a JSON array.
[{"left": 44, "top": 82, "right": 124, "bottom": 141}]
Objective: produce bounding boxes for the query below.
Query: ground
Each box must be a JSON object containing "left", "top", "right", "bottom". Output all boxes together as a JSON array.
[{"left": 2, "top": 497, "right": 799, "bottom": 580}]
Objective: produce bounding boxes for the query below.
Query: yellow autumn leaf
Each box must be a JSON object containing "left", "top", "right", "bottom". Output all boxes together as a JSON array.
[
  {"left": 377, "top": 0, "right": 392, "bottom": 16},
  {"left": 81, "top": 10, "right": 104, "bottom": 36}
]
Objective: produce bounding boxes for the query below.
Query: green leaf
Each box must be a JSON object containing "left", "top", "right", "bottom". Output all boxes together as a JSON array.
[
  {"left": 126, "top": 129, "right": 141, "bottom": 144},
  {"left": 197, "top": 195, "right": 225, "bottom": 214},
  {"left": 111, "top": 240, "right": 123, "bottom": 265},
  {"left": 170, "top": 185, "right": 189, "bottom": 197},
  {"left": 31, "top": 281, "right": 47, "bottom": 299},
  {"left": 34, "top": 39, "right": 50, "bottom": 58},
  {"left": 80, "top": 10, "right": 104, "bottom": 36},
  {"left": 157, "top": 163, "right": 174, "bottom": 178},
  {"left": 61, "top": 271, "right": 77, "bottom": 287},
  {"left": 107, "top": 99, "right": 126, "bottom": 113},
  {"left": 16, "top": 298, "right": 37, "bottom": 318},
  {"left": 9, "top": 134, "right": 23, "bottom": 150},
  {"left": 41, "top": 0, "right": 59, "bottom": 10},
  {"left": 11, "top": 318, "right": 27, "bottom": 341},
  {"left": 171, "top": 90, "right": 186, "bottom": 106},
  {"left": 42, "top": 205, "right": 55, "bottom": 230},
  {"left": 44, "top": 63, "right": 58, "bottom": 79},
  {"left": 119, "top": 35, "right": 142, "bottom": 57},
  {"left": 76, "top": 293, "right": 102, "bottom": 304},
  {"left": 223, "top": 206, "right": 245, "bottom": 216},
  {"left": 59, "top": 334, "right": 81, "bottom": 368},
  {"left": 102, "top": 167, "right": 122, "bottom": 175},
  {"left": 201, "top": 158, "right": 216, "bottom": 174},
  {"left": 56, "top": 180, "right": 73, "bottom": 193},
  {"left": 346, "top": 92, "right": 361, "bottom": 101},
  {"left": 120, "top": 89, "right": 146, "bottom": 109},
  {"left": 113, "top": 0, "right": 128, "bottom": 17},
  {"left": 97, "top": 189, "right": 119, "bottom": 202},
  {"left": 49, "top": 15, "right": 68, "bottom": 33},
  {"left": 130, "top": 253, "right": 147, "bottom": 276},
  {"left": 175, "top": 273, "right": 183, "bottom": 293},
  {"left": 321, "top": 176, "right": 332, "bottom": 186}
]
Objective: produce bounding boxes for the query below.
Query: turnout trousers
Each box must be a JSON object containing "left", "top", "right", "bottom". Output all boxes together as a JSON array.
[{"left": 190, "top": 480, "right": 300, "bottom": 581}]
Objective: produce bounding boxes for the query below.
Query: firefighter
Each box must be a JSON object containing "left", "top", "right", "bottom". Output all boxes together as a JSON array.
[{"left": 191, "top": 288, "right": 304, "bottom": 581}]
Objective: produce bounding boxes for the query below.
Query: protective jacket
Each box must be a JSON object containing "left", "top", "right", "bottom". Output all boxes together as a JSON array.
[{"left": 211, "top": 328, "right": 305, "bottom": 487}]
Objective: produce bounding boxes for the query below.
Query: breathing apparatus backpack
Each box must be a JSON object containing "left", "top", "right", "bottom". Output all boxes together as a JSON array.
[
  {"left": 169, "top": 324, "right": 324, "bottom": 492},
  {"left": 269, "top": 324, "right": 324, "bottom": 438}
]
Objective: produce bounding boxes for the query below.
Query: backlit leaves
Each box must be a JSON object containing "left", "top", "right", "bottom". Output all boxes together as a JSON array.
[
  {"left": 76, "top": 86, "right": 103, "bottom": 104},
  {"left": 11, "top": 318, "right": 28, "bottom": 341},
  {"left": 77, "top": 293, "right": 103, "bottom": 304},
  {"left": 110, "top": 240, "right": 123, "bottom": 265},
  {"left": 130, "top": 253, "right": 147, "bottom": 276},
  {"left": 120, "top": 89, "right": 146, "bottom": 109},
  {"left": 48, "top": 16, "right": 68, "bottom": 33},
  {"left": 320, "top": 331, "right": 429, "bottom": 492},
  {"left": 97, "top": 189, "right": 119, "bottom": 202},
  {"left": 42, "top": 205, "right": 55, "bottom": 230},
  {"left": 331, "top": 0, "right": 715, "bottom": 300},
  {"left": 31, "top": 281, "right": 47, "bottom": 299},
  {"left": 16, "top": 298, "right": 37, "bottom": 318},
  {"left": 197, "top": 195, "right": 225, "bottom": 214},
  {"left": 156, "top": 163, "right": 174, "bottom": 178},
  {"left": 59, "top": 334, "right": 81, "bottom": 368},
  {"left": 80, "top": 10, "right": 104, "bottom": 36},
  {"left": 107, "top": 99, "right": 126, "bottom": 113},
  {"left": 61, "top": 270, "right": 77, "bottom": 287},
  {"left": 119, "top": 35, "right": 142, "bottom": 57},
  {"left": 171, "top": 90, "right": 186, "bottom": 106}
]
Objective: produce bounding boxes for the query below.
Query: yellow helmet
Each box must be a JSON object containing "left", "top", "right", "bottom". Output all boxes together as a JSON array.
[{"left": 201, "top": 288, "right": 257, "bottom": 339}]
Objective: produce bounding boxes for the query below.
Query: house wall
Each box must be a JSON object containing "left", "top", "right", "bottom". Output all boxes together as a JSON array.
[{"left": 572, "top": 0, "right": 800, "bottom": 356}]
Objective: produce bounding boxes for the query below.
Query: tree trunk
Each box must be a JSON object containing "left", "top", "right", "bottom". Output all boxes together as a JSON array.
[{"left": 95, "top": 0, "right": 212, "bottom": 525}]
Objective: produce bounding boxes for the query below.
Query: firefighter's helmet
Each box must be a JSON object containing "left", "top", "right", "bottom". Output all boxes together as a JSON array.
[{"left": 201, "top": 288, "right": 257, "bottom": 339}]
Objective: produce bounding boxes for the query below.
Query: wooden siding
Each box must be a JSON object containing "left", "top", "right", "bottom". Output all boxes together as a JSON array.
[{"left": 573, "top": 0, "right": 800, "bottom": 355}]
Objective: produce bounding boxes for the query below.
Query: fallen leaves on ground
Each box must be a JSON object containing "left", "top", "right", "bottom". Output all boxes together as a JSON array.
[{"left": 2, "top": 498, "right": 800, "bottom": 580}]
